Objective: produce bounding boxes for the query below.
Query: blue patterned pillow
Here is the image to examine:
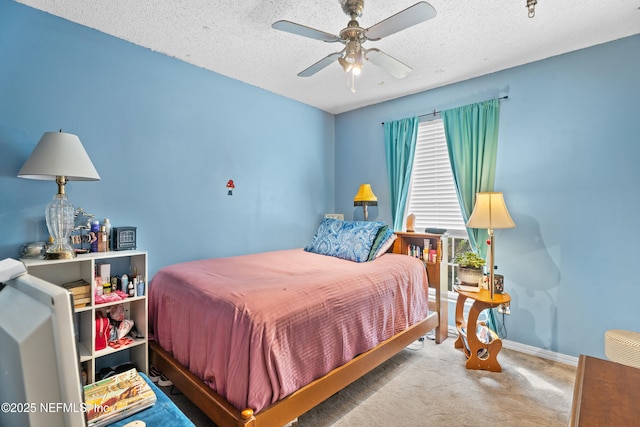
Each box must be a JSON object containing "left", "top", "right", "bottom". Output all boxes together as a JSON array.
[{"left": 305, "top": 218, "right": 385, "bottom": 262}]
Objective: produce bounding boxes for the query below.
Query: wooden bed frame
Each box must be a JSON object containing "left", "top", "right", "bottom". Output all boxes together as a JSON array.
[{"left": 150, "top": 233, "right": 449, "bottom": 427}]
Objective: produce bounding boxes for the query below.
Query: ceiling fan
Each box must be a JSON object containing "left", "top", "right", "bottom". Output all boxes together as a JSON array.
[{"left": 272, "top": 0, "right": 437, "bottom": 91}]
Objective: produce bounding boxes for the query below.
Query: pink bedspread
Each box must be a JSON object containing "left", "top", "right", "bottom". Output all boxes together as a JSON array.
[{"left": 149, "top": 249, "right": 429, "bottom": 413}]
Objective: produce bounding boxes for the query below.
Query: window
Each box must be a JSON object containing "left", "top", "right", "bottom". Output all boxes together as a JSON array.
[
  {"left": 407, "top": 117, "right": 466, "bottom": 237},
  {"left": 406, "top": 117, "right": 469, "bottom": 291}
]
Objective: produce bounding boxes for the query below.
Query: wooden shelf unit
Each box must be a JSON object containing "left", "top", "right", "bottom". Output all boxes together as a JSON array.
[
  {"left": 21, "top": 250, "right": 148, "bottom": 383},
  {"left": 392, "top": 232, "right": 449, "bottom": 343}
]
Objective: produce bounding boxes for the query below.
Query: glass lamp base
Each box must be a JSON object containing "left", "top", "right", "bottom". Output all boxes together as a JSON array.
[
  {"left": 45, "top": 245, "right": 76, "bottom": 260},
  {"left": 45, "top": 193, "right": 76, "bottom": 260},
  {"left": 45, "top": 251, "right": 76, "bottom": 260}
]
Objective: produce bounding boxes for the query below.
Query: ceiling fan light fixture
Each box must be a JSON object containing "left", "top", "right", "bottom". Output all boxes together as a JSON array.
[
  {"left": 527, "top": 0, "right": 537, "bottom": 18},
  {"left": 353, "top": 50, "right": 363, "bottom": 75},
  {"left": 340, "top": 39, "right": 364, "bottom": 75},
  {"left": 338, "top": 56, "right": 353, "bottom": 73},
  {"left": 345, "top": 56, "right": 362, "bottom": 76},
  {"left": 339, "top": 53, "right": 360, "bottom": 93}
]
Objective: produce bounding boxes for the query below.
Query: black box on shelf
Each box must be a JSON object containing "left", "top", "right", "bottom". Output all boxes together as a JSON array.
[{"left": 111, "top": 227, "right": 137, "bottom": 251}]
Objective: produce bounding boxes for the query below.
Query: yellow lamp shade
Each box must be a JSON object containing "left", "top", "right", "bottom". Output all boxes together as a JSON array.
[{"left": 353, "top": 184, "right": 378, "bottom": 206}]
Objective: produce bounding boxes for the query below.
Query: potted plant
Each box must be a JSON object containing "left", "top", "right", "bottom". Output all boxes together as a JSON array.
[{"left": 455, "top": 251, "right": 486, "bottom": 286}]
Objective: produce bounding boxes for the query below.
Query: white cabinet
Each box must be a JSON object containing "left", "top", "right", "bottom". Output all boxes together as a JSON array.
[{"left": 21, "top": 250, "right": 148, "bottom": 383}]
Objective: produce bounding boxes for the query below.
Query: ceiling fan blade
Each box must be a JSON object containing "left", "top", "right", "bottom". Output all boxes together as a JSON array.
[
  {"left": 272, "top": 20, "right": 341, "bottom": 43},
  {"left": 298, "top": 51, "right": 344, "bottom": 77},
  {"left": 366, "top": 48, "right": 412, "bottom": 79},
  {"left": 365, "top": 2, "right": 437, "bottom": 41}
]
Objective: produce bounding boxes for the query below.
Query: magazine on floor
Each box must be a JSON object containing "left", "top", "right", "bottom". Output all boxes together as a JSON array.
[{"left": 84, "top": 368, "right": 156, "bottom": 427}]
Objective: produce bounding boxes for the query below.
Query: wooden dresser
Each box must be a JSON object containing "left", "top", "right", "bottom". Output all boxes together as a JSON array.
[{"left": 570, "top": 355, "right": 640, "bottom": 426}]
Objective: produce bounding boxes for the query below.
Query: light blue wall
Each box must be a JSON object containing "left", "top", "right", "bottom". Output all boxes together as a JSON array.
[
  {"left": 0, "top": 1, "right": 335, "bottom": 277},
  {"left": 335, "top": 34, "right": 640, "bottom": 358}
]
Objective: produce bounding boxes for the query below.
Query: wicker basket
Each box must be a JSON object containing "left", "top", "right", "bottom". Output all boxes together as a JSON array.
[{"left": 605, "top": 330, "right": 640, "bottom": 369}]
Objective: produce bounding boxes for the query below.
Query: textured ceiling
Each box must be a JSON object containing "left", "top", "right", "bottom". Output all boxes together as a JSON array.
[{"left": 16, "top": 0, "right": 640, "bottom": 114}]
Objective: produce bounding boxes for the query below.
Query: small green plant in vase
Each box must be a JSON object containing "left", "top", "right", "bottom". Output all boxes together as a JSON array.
[{"left": 455, "top": 251, "right": 486, "bottom": 286}]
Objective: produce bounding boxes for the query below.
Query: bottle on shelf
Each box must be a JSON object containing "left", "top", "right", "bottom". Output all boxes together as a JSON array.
[
  {"left": 90, "top": 221, "right": 100, "bottom": 253},
  {"left": 136, "top": 276, "right": 145, "bottom": 297},
  {"left": 128, "top": 281, "right": 135, "bottom": 297},
  {"left": 102, "top": 218, "right": 111, "bottom": 251},
  {"left": 95, "top": 274, "right": 103, "bottom": 296},
  {"left": 98, "top": 226, "right": 108, "bottom": 252}
]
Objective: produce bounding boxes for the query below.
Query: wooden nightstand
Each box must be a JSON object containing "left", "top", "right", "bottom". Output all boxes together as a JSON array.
[{"left": 454, "top": 287, "right": 510, "bottom": 372}]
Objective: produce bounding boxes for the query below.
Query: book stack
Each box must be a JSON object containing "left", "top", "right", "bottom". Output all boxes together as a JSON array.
[
  {"left": 62, "top": 279, "right": 92, "bottom": 308},
  {"left": 84, "top": 368, "right": 156, "bottom": 427},
  {"left": 454, "top": 281, "right": 480, "bottom": 292}
]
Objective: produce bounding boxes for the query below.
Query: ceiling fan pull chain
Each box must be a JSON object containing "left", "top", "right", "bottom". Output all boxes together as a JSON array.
[{"left": 348, "top": 69, "right": 357, "bottom": 93}]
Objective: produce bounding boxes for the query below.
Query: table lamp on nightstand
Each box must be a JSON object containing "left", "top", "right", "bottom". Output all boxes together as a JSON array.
[
  {"left": 353, "top": 184, "right": 377, "bottom": 221},
  {"left": 466, "top": 192, "right": 515, "bottom": 299},
  {"left": 18, "top": 131, "right": 100, "bottom": 260}
]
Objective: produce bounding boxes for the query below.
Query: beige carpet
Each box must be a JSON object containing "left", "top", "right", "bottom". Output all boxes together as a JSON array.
[{"left": 160, "top": 335, "right": 577, "bottom": 427}]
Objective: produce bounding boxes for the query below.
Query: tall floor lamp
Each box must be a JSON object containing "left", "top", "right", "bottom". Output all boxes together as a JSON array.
[
  {"left": 353, "top": 184, "right": 377, "bottom": 221},
  {"left": 466, "top": 192, "right": 515, "bottom": 299},
  {"left": 18, "top": 131, "right": 100, "bottom": 259}
]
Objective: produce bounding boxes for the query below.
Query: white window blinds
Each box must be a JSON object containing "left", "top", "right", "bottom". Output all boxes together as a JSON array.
[{"left": 406, "top": 118, "right": 467, "bottom": 237}]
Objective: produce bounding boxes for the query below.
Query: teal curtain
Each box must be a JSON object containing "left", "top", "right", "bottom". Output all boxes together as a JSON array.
[
  {"left": 442, "top": 99, "right": 501, "bottom": 259},
  {"left": 384, "top": 117, "right": 419, "bottom": 231}
]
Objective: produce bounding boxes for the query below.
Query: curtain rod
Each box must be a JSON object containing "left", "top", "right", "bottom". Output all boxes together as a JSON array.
[{"left": 381, "top": 96, "right": 509, "bottom": 125}]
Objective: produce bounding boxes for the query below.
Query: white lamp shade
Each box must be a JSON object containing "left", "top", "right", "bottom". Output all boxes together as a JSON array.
[
  {"left": 466, "top": 192, "right": 515, "bottom": 229},
  {"left": 18, "top": 132, "right": 100, "bottom": 181}
]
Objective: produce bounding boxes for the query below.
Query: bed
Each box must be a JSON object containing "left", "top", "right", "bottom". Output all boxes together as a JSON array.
[{"left": 149, "top": 222, "right": 447, "bottom": 427}]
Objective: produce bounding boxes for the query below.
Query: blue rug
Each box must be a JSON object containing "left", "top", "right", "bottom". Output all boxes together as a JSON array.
[{"left": 109, "top": 373, "right": 194, "bottom": 427}]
